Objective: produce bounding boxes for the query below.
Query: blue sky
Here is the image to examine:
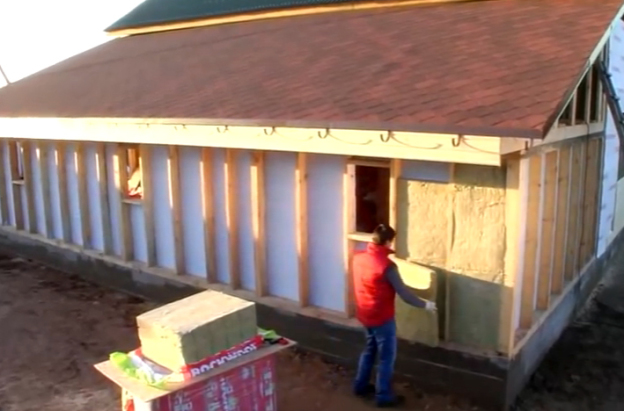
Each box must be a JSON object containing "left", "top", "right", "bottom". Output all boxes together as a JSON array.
[{"left": 0, "top": 0, "right": 143, "bottom": 85}]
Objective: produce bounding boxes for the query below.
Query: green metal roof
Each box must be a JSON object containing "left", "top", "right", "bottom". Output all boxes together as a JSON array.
[{"left": 106, "top": 0, "right": 357, "bottom": 32}]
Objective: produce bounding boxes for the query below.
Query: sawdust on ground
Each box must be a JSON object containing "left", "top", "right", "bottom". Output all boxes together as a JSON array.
[{"left": 1, "top": 255, "right": 624, "bottom": 411}]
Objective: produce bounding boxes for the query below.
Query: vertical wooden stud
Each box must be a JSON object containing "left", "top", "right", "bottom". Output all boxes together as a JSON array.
[
  {"left": 570, "top": 92, "right": 578, "bottom": 126},
  {"left": 112, "top": 144, "right": 133, "bottom": 261},
  {"left": 296, "top": 152, "right": 309, "bottom": 306},
  {"left": 564, "top": 145, "right": 582, "bottom": 281},
  {"left": 37, "top": 141, "right": 54, "bottom": 238},
  {"left": 9, "top": 141, "right": 24, "bottom": 230},
  {"left": 21, "top": 141, "right": 36, "bottom": 234},
  {"left": 168, "top": 145, "right": 185, "bottom": 275},
  {"left": 200, "top": 148, "right": 217, "bottom": 282},
  {"left": 579, "top": 138, "right": 600, "bottom": 268},
  {"left": 536, "top": 150, "right": 558, "bottom": 310},
  {"left": 572, "top": 140, "right": 588, "bottom": 275},
  {"left": 251, "top": 151, "right": 267, "bottom": 297},
  {"left": 388, "top": 158, "right": 401, "bottom": 229},
  {"left": 0, "top": 141, "right": 10, "bottom": 225},
  {"left": 225, "top": 149, "right": 240, "bottom": 288},
  {"left": 500, "top": 155, "right": 522, "bottom": 354},
  {"left": 140, "top": 145, "right": 157, "bottom": 266},
  {"left": 551, "top": 146, "right": 571, "bottom": 295},
  {"left": 519, "top": 154, "right": 542, "bottom": 329},
  {"left": 75, "top": 142, "right": 92, "bottom": 248},
  {"left": 343, "top": 161, "right": 356, "bottom": 317},
  {"left": 95, "top": 143, "right": 113, "bottom": 255}
]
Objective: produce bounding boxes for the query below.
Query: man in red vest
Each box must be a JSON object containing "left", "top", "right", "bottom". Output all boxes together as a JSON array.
[{"left": 352, "top": 224, "right": 437, "bottom": 408}]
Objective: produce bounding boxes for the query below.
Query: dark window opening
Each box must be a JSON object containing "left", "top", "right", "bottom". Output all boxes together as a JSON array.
[
  {"left": 589, "top": 65, "right": 601, "bottom": 122},
  {"left": 575, "top": 76, "right": 588, "bottom": 123},
  {"left": 355, "top": 165, "right": 389, "bottom": 233},
  {"left": 559, "top": 99, "right": 573, "bottom": 126}
]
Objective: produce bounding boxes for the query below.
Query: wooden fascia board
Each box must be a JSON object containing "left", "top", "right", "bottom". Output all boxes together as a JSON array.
[
  {"left": 107, "top": 0, "right": 483, "bottom": 37},
  {"left": 542, "top": 3, "right": 624, "bottom": 139},
  {"left": 0, "top": 118, "right": 507, "bottom": 166}
]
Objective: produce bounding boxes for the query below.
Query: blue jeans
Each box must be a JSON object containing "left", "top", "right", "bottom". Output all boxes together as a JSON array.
[{"left": 353, "top": 319, "right": 397, "bottom": 403}]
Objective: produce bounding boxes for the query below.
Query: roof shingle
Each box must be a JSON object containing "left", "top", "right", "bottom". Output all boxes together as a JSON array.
[{"left": 0, "top": 0, "right": 621, "bottom": 138}]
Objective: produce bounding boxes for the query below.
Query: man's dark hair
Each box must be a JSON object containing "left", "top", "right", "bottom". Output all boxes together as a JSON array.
[{"left": 372, "top": 224, "right": 396, "bottom": 245}]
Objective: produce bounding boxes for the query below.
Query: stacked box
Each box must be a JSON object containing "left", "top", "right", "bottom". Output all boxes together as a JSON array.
[{"left": 136, "top": 290, "right": 257, "bottom": 371}]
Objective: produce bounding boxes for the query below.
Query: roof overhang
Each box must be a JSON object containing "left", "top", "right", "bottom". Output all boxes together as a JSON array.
[{"left": 0, "top": 117, "right": 531, "bottom": 166}]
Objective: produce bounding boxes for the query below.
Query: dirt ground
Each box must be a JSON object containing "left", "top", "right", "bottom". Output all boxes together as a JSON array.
[{"left": 1, "top": 256, "right": 624, "bottom": 411}]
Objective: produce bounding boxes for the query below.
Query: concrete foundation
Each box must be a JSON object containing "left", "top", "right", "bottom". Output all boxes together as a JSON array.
[{"left": 0, "top": 225, "right": 620, "bottom": 410}]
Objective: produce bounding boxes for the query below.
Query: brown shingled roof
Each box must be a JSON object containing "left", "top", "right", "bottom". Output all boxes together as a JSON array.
[{"left": 0, "top": 0, "right": 621, "bottom": 138}]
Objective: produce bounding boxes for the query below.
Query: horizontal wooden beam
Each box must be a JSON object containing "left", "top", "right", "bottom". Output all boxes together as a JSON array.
[{"left": 0, "top": 119, "right": 508, "bottom": 166}]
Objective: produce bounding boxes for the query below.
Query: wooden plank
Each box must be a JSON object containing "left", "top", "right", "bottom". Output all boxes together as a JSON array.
[
  {"left": 55, "top": 142, "right": 72, "bottom": 242},
  {"left": 95, "top": 143, "right": 114, "bottom": 255},
  {"left": 112, "top": 144, "right": 133, "bottom": 261},
  {"left": 168, "top": 145, "right": 185, "bottom": 274},
  {"left": 140, "top": 145, "right": 157, "bottom": 266},
  {"left": 499, "top": 155, "right": 521, "bottom": 354},
  {"left": 200, "top": 148, "right": 217, "bottom": 282},
  {"left": 573, "top": 140, "right": 589, "bottom": 275},
  {"left": 75, "top": 142, "right": 92, "bottom": 248},
  {"left": 587, "top": 138, "right": 603, "bottom": 258},
  {"left": 296, "top": 152, "right": 309, "bottom": 306},
  {"left": 579, "top": 138, "right": 600, "bottom": 268},
  {"left": 251, "top": 151, "right": 267, "bottom": 297},
  {"left": 8, "top": 142, "right": 24, "bottom": 230},
  {"left": 21, "top": 141, "right": 37, "bottom": 234},
  {"left": 0, "top": 141, "right": 10, "bottom": 225},
  {"left": 564, "top": 144, "right": 583, "bottom": 281},
  {"left": 551, "top": 146, "right": 571, "bottom": 295},
  {"left": 388, "top": 158, "right": 401, "bottom": 228},
  {"left": 225, "top": 149, "right": 240, "bottom": 288},
  {"left": 519, "top": 154, "right": 542, "bottom": 329},
  {"left": 37, "top": 141, "right": 54, "bottom": 238},
  {"left": 343, "top": 161, "right": 356, "bottom": 317},
  {"left": 536, "top": 150, "right": 558, "bottom": 310}
]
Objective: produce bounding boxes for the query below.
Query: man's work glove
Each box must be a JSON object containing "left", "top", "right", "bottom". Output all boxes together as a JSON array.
[{"left": 425, "top": 301, "right": 437, "bottom": 312}]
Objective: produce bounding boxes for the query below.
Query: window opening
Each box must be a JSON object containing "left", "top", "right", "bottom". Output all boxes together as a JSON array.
[
  {"left": 589, "top": 64, "right": 601, "bottom": 122},
  {"left": 354, "top": 165, "right": 390, "bottom": 233},
  {"left": 574, "top": 76, "right": 588, "bottom": 124},
  {"left": 124, "top": 145, "right": 142, "bottom": 199}
]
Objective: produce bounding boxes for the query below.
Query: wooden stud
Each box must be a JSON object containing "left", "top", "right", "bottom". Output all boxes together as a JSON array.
[
  {"left": 95, "top": 144, "right": 113, "bottom": 255},
  {"left": 140, "top": 145, "right": 157, "bottom": 266},
  {"left": 168, "top": 145, "right": 185, "bottom": 274},
  {"left": 500, "top": 155, "right": 521, "bottom": 354},
  {"left": 388, "top": 158, "right": 401, "bottom": 228},
  {"left": 536, "top": 151, "right": 558, "bottom": 310},
  {"left": 251, "top": 151, "right": 267, "bottom": 297},
  {"left": 296, "top": 152, "right": 309, "bottom": 306},
  {"left": 569, "top": 92, "right": 578, "bottom": 126},
  {"left": 37, "top": 141, "right": 54, "bottom": 238},
  {"left": 21, "top": 141, "right": 37, "bottom": 234},
  {"left": 579, "top": 138, "right": 600, "bottom": 268},
  {"left": 0, "top": 141, "right": 10, "bottom": 226},
  {"left": 586, "top": 138, "right": 603, "bottom": 258},
  {"left": 343, "top": 161, "right": 356, "bottom": 317},
  {"left": 572, "top": 140, "right": 588, "bottom": 276},
  {"left": 564, "top": 145, "right": 582, "bottom": 281},
  {"left": 8, "top": 141, "right": 24, "bottom": 230},
  {"left": 112, "top": 144, "right": 133, "bottom": 261},
  {"left": 225, "top": 149, "right": 240, "bottom": 288},
  {"left": 551, "top": 146, "right": 571, "bottom": 295},
  {"left": 519, "top": 154, "right": 542, "bottom": 329},
  {"left": 75, "top": 142, "right": 92, "bottom": 248},
  {"left": 200, "top": 148, "right": 217, "bottom": 282}
]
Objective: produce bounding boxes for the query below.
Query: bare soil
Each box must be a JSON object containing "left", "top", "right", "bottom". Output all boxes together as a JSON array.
[{"left": 1, "top": 255, "right": 624, "bottom": 411}]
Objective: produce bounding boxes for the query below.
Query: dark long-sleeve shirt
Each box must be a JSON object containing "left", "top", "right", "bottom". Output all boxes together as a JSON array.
[{"left": 384, "top": 263, "right": 427, "bottom": 308}]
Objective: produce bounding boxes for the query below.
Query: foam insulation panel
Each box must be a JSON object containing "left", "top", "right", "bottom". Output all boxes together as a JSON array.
[{"left": 137, "top": 290, "right": 257, "bottom": 370}]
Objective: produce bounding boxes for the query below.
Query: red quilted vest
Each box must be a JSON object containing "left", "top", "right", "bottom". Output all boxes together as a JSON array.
[{"left": 352, "top": 242, "right": 396, "bottom": 327}]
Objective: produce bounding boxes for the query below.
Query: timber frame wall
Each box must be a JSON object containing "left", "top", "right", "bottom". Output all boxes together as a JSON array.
[{"left": 509, "top": 134, "right": 604, "bottom": 353}]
